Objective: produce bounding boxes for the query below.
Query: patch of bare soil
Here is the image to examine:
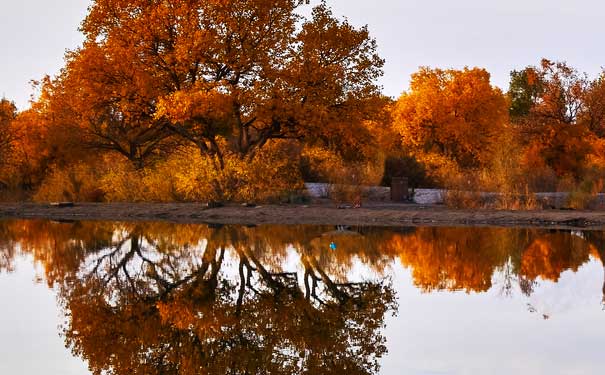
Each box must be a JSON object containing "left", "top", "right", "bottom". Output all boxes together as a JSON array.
[{"left": 2, "top": 202, "right": 605, "bottom": 229}]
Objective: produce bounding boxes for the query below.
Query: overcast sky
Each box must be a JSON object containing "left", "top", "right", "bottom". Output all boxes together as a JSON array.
[{"left": 2, "top": 0, "right": 605, "bottom": 110}]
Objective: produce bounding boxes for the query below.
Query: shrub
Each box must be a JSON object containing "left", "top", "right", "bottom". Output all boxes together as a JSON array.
[
  {"left": 173, "top": 141, "right": 304, "bottom": 203},
  {"left": 31, "top": 141, "right": 304, "bottom": 204},
  {"left": 34, "top": 162, "right": 105, "bottom": 202},
  {"left": 300, "top": 144, "right": 385, "bottom": 204},
  {"left": 566, "top": 178, "right": 604, "bottom": 210},
  {"left": 99, "top": 156, "right": 185, "bottom": 202}
]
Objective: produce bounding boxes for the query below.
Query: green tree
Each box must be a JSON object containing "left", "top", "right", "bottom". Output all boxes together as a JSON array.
[{"left": 508, "top": 69, "right": 544, "bottom": 119}]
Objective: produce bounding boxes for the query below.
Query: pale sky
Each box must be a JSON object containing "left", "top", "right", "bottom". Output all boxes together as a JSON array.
[{"left": 2, "top": 0, "right": 605, "bottom": 110}]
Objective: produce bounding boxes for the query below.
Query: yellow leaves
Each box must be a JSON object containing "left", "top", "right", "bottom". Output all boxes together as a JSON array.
[
  {"left": 37, "top": 141, "right": 304, "bottom": 203},
  {"left": 173, "top": 141, "right": 303, "bottom": 202}
]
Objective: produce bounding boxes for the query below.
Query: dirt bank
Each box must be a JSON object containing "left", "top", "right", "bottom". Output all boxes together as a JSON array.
[{"left": 2, "top": 202, "right": 605, "bottom": 229}]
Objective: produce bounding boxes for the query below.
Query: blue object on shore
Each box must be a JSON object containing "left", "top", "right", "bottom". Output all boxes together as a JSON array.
[{"left": 329, "top": 242, "right": 337, "bottom": 251}]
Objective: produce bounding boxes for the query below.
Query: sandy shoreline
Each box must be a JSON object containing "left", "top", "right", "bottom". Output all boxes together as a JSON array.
[{"left": 1, "top": 202, "right": 605, "bottom": 229}]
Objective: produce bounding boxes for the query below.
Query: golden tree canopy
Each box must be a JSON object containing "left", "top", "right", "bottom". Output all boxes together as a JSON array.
[
  {"left": 393, "top": 67, "right": 508, "bottom": 169},
  {"left": 52, "top": 0, "right": 384, "bottom": 169}
]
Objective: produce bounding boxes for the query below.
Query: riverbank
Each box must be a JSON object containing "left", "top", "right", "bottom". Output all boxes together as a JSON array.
[{"left": 2, "top": 202, "right": 605, "bottom": 229}]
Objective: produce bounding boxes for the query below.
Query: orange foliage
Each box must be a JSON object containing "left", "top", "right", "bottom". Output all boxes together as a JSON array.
[
  {"left": 511, "top": 60, "right": 598, "bottom": 182},
  {"left": 0, "top": 99, "right": 16, "bottom": 165},
  {"left": 66, "top": 0, "right": 384, "bottom": 169},
  {"left": 393, "top": 67, "right": 508, "bottom": 170},
  {"left": 6, "top": 1, "right": 605, "bottom": 205}
]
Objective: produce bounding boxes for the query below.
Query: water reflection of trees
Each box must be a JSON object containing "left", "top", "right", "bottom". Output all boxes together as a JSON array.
[
  {"left": 388, "top": 227, "right": 603, "bottom": 302},
  {"left": 1, "top": 222, "right": 397, "bottom": 374},
  {"left": 2, "top": 220, "right": 605, "bottom": 372},
  {"left": 2, "top": 221, "right": 605, "bottom": 298}
]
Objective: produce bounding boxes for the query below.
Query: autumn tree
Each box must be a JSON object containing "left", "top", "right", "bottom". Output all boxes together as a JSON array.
[
  {"left": 393, "top": 67, "right": 508, "bottom": 170},
  {"left": 54, "top": 0, "right": 384, "bottom": 173},
  {"left": 5, "top": 109, "right": 51, "bottom": 190},
  {"left": 581, "top": 72, "right": 605, "bottom": 137},
  {"left": 0, "top": 98, "right": 16, "bottom": 170},
  {"left": 509, "top": 59, "right": 593, "bottom": 123},
  {"left": 508, "top": 59, "right": 594, "bottom": 179},
  {"left": 508, "top": 68, "right": 544, "bottom": 119},
  {"left": 4, "top": 84, "right": 93, "bottom": 192}
]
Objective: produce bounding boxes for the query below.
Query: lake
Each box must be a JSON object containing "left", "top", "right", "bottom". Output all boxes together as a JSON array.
[{"left": 0, "top": 220, "right": 604, "bottom": 374}]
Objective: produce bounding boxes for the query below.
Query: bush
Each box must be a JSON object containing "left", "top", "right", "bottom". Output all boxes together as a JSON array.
[
  {"left": 300, "top": 145, "right": 384, "bottom": 205},
  {"left": 34, "top": 162, "right": 105, "bottom": 202},
  {"left": 32, "top": 140, "right": 304, "bottom": 204},
  {"left": 169, "top": 141, "right": 304, "bottom": 203},
  {"left": 566, "top": 178, "right": 604, "bottom": 210},
  {"left": 99, "top": 156, "right": 185, "bottom": 202}
]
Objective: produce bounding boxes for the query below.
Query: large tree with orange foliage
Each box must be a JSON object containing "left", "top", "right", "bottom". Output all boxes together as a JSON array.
[
  {"left": 0, "top": 98, "right": 16, "bottom": 169},
  {"left": 52, "top": 0, "right": 384, "bottom": 170},
  {"left": 5, "top": 83, "right": 91, "bottom": 191},
  {"left": 582, "top": 72, "right": 605, "bottom": 138},
  {"left": 508, "top": 59, "right": 594, "bottom": 179},
  {"left": 393, "top": 67, "right": 508, "bottom": 169}
]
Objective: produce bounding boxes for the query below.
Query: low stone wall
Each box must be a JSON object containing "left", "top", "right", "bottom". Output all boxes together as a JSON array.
[
  {"left": 304, "top": 183, "right": 444, "bottom": 204},
  {"left": 304, "top": 183, "right": 605, "bottom": 207},
  {"left": 411, "top": 189, "right": 445, "bottom": 204},
  {"left": 304, "top": 183, "right": 391, "bottom": 201}
]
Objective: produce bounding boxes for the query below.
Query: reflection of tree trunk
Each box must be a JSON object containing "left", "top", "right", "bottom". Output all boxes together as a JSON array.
[
  {"left": 302, "top": 257, "right": 319, "bottom": 301},
  {"left": 239, "top": 248, "right": 283, "bottom": 293},
  {"left": 304, "top": 268, "right": 311, "bottom": 301},
  {"left": 236, "top": 259, "right": 247, "bottom": 316},
  {"left": 210, "top": 247, "right": 225, "bottom": 284},
  {"left": 100, "top": 235, "right": 138, "bottom": 288},
  {"left": 309, "top": 256, "right": 348, "bottom": 303},
  {"left": 186, "top": 246, "right": 224, "bottom": 300},
  {"left": 155, "top": 246, "right": 224, "bottom": 300},
  {"left": 302, "top": 255, "right": 354, "bottom": 305}
]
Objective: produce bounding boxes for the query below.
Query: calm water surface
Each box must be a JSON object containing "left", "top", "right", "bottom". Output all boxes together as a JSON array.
[{"left": 1, "top": 220, "right": 604, "bottom": 374}]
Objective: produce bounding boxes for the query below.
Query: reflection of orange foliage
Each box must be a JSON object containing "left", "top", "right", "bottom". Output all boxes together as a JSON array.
[
  {"left": 5, "top": 220, "right": 116, "bottom": 286},
  {"left": 520, "top": 234, "right": 593, "bottom": 282},
  {"left": 4, "top": 221, "right": 604, "bottom": 299},
  {"left": 386, "top": 228, "right": 512, "bottom": 293}
]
